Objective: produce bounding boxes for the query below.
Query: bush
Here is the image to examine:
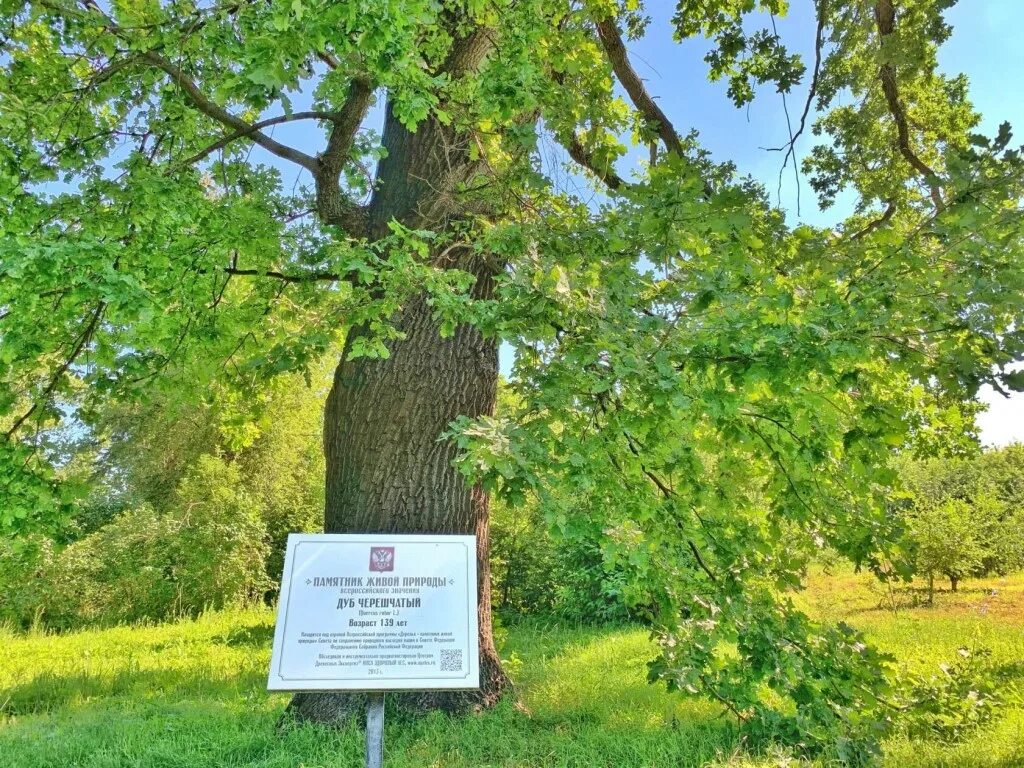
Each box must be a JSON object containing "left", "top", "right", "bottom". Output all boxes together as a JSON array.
[
  {"left": 3, "top": 362, "right": 330, "bottom": 631},
  {"left": 0, "top": 534, "right": 56, "bottom": 627},
  {"left": 164, "top": 455, "right": 272, "bottom": 611},
  {"left": 40, "top": 504, "right": 182, "bottom": 628},
  {"left": 0, "top": 457, "right": 270, "bottom": 630},
  {"left": 490, "top": 495, "right": 635, "bottom": 623},
  {"left": 900, "top": 647, "right": 1007, "bottom": 742}
]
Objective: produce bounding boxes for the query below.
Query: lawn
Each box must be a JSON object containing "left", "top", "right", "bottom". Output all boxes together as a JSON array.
[{"left": 1, "top": 571, "right": 1022, "bottom": 767}]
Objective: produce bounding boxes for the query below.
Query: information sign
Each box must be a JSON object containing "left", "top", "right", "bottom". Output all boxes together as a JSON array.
[{"left": 267, "top": 533, "right": 479, "bottom": 691}]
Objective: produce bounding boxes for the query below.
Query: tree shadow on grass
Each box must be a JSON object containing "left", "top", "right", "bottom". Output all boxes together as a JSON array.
[
  {"left": 212, "top": 624, "right": 275, "bottom": 648},
  {"left": 0, "top": 664, "right": 269, "bottom": 718},
  {"left": 387, "top": 699, "right": 742, "bottom": 768},
  {"left": 845, "top": 585, "right": 1001, "bottom": 615}
]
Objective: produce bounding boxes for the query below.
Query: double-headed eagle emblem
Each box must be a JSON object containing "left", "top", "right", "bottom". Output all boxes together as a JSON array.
[{"left": 369, "top": 546, "right": 395, "bottom": 572}]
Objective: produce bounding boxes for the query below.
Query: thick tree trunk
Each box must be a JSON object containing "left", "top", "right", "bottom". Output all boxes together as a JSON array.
[
  {"left": 287, "top": 90, "right": 510, "bottom": 723},
  {"left": 286, "top": 273, "right": 508, "bottom": 723}
]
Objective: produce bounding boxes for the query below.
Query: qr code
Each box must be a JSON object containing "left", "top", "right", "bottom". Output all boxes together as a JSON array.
[{"left": 439, "top": 649, "right": 463, "bottom": 672}]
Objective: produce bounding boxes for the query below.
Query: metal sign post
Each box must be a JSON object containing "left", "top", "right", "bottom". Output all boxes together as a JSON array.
[{"left": 365, "top": 692, "right": 385, "bottom": 768}]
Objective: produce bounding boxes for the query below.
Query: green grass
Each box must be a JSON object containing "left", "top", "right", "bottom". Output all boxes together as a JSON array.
[{"left": 2, "top": 572, "right": 1023, "bottom": 767}]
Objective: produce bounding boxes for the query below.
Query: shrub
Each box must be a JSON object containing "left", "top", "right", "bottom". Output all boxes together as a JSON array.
[
  {"left": 0, "top": 457, "right": 270, "bottom": 629},
  {"left": 0, "top": 534, "right": 56, "bottom": 627},
  {"left": 34, "top": 504, "right": 181, "bottom": 628},
  {"left": 490, "top": 495, "right": 635, "bottom": 623},
  {"left": 165, "top": 455, "right": 272, "bottom": 611},
  {"left": 900, "top": 647, "right": 1007, "bottom": 742}
]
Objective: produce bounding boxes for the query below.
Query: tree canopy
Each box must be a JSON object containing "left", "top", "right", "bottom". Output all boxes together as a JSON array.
[{"left": 2, "top": 0, "right": 1023, "bottom": 761}]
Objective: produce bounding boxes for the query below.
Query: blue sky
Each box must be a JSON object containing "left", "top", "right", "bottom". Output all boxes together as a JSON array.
[{"left": 258, "top": 2, "right": 1023, "bottom": 446}]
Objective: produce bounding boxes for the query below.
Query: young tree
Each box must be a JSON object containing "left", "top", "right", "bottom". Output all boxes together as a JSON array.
[
  {"left": 2, "top": 0, "right": 1023, "bottom": 755},
  {"left": 910, "top": 498, "right": 984, "bottom": 599}
]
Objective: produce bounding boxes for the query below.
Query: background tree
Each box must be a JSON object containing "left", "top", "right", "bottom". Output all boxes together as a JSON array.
[
  {"left": 2, "top": 0, "right": 1023, "bottom": 758},
  {"left": 910, "top": 497, "right": 984, "bottom": 598},
  {"left": 897, "top": 444, "right": 1024, "bottom": 592},
  {"left": 0, "top": 362, "right": 328, "bottom": 627}
]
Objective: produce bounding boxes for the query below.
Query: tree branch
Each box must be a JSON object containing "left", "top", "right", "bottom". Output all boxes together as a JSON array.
[
  {"left": 5, "top": 302, "right": 105, "bottom": 440},
  {"left": 314, "top": 77, "right": 375, "bottom": 234},
  {"left": 767, "top": 1, "right": 826, "bottom": 189},
  {"left": 564, "top": 133, "right": 625, "bottom": 190},
  {"left": 551, "top": 71, "right": 626, "bottom": 191},
  {"left": 177, "top": 111, "right": 339, "bottom": 167},
  {"left": 142, "top": 51, "right": 318, "bottom": 173},
  {"left": 595, "top": 18, "right": 683, "bottom": 156},
  {"left": 222, "top": 266, "right": 341, "bottom": 284},
  {"left": 849, "top": 201, "right": 896, "bottom": 240},
  {"left": 438, "top": 26, "right": 495, "bottom": 79},
  {"left": 317, "top": 51, "right": 342, "bottom": 70},
  {"left": 594, "top": 392, "right": 720, "bottom": 583},
  {"left": 873, "top": 0, "right": 944, "bottom": 210}
]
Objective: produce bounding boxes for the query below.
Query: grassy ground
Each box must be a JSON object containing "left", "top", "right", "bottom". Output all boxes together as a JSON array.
[{"left": 1, "top": 571, "right": 1022, "bottom": 767}]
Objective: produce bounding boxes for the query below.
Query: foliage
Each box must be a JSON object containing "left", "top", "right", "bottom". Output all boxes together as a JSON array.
[
  {"left": 908, "top": 498, "right": 985, "bottom": 596},
  {"left": 899, "top": 444, "right": 1024, "bottom": 509},
  {"left": 162, "top": 455, "right": 273, "bottom": 612},
  {"left": 83, "top": 359, "right": 328, "bottom": 583},
  {"left": 489, "top": 494, "right": 634, "bottom": 623},
  {"left": 0, "top": 364, "right": 329, "bottom": 628},
  {"left": 488, "top": 381, "right": 639, "bottom": 622},
  {"left": 1, "top": 0, "right": 1023, "bottom": 760},
  {"left": 0, "top": 458, "right": 271, "bottom": 629},
  {"left": 899, "top": 647, "right": 1008, "bottom": 743},
  {"left": 975, "top": 443, "right": 1024, "bottom": 510}
]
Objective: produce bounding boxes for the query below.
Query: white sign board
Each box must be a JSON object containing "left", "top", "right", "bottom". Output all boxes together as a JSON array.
[{"left": 267, "top": 533, "right": 479, "bottom": 691}]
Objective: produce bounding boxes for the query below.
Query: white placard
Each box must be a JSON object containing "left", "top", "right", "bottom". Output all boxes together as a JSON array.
[{"left": 267, "top": 533, "right": 479, "bottom": 691}]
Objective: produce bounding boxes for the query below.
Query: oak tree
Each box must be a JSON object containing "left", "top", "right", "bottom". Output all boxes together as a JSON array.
[{"left": 2, "top": 0, "right": 1022, "bottom": 758}]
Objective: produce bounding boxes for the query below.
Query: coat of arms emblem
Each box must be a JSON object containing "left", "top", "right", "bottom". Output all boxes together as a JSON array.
[{"left": 369, "top": 546, "right": 395, "bottom": 572}]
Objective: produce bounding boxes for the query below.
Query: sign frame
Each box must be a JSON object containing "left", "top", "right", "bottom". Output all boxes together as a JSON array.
[{"left": 267, "top": 532, "right": 480, "bottom": 692}]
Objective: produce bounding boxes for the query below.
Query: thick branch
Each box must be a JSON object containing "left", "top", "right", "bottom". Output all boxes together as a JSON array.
[
  {"left": 438, "top": 26, "right": 495, "bottom": 79},
  {"left": 550, "top": 69, "right": 626, "bottom": 191},
  {"left": 849, "top": 201, "right": 896, "bottom": 240},
  {"left": 142, "top": 51, "right": 318, "bottom": 173},
  {"left": 595, "top": 18, "right": 683, "bottom": 156},
  {"left": 43, "top": 3, "right": 322, "bottom": 175},
  {"left": 564, "top": 135, "right": 624, "bottom": 190},
  {"left": 315, "top": 77, "right": 374, "bottom": 234},
  {"left": 178, "top": 111, "right": 338, "bottom": 167},
  {"left": 5, "top": 302, "right": 105, "bottom": 440},
  {"left": 222, "top": 266, "right": 341, "bottom": 284},
  {"left": 873, "top": 0, "right": 944, "bottom": 210}
]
